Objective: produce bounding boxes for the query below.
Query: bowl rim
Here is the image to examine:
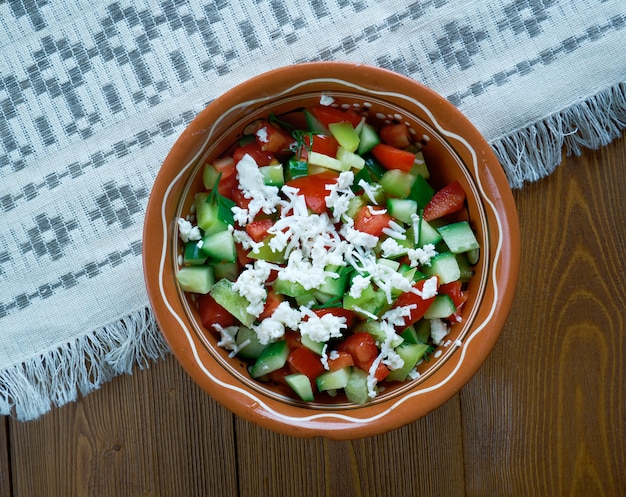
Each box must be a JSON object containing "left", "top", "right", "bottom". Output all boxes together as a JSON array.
[{"left": 143, "top": 61, "right": 520, "bottom": 439}]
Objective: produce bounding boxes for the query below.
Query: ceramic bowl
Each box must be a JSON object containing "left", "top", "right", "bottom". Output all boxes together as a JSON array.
[{"left": 143, "top": 62, "right": 520, "bottom": 439}]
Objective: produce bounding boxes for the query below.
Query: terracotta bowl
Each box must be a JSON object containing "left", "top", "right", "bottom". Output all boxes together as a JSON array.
[{"left": 143, "top": 62, "right": 520, "bottom": 439}]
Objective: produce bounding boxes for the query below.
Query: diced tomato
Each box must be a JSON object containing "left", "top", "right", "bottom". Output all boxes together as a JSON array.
[
  {"left": 285, "top": 172, "right": 339, "bottom": 214},
  {"left": 229, "top": 187, "right": 250, "bottom": 209},
  {"left": 287, "top": 347, "right": 325, "bottom": 380},
  {"left": 353, "top": 205, "right": 392, "bottom": 237},
  {"left": 216, "top": 171, "right": 238, "bottom": 198},
  {"left": 439, "top": 280, "right": 468, "bottom": 319},
  {"left": 258, "top": 289, "right": 283, "bottom": 321},
  {"left": 367, "top": 360, "right": 390, "bottom": 382},
  {"left": 371, "top": 143, "right": 416, "bottom": 172},
  {"left": 327, "top": 351, "right": 354, "bottom": 371},
  {"left": 423, "top": 180, "right": 466, "bottom": 221},
  {"left": 310, "top": 106, "right": 363, "bottom": 128},
  {"left": 245, "top": 218, "right": 274, "bottom": 243},
  {"left": 212, "top": 156, "right": 236, "bottom": 178},
  {"left": 379, "top": 123, "right": 411, "bottom": 149},
  {"left": 254, "top": 121, "right": 295, "bottom": 153},
  {"left": 284, "top": 330, "right": 302, "bottom": 350},
  {"left": 268, "top": 365, "right": 291, "bottom": 385},
  {"left": 298, "top": 134, "right": 339, "bottom": 160},
  {"left": 337, "top": 332, "right": 378, "bottom": 367},
  {"left": 233, "top": 142, "right": 275, "bottom": 166},
  {"left": 196, "top": 294, "right": 236, "bottom": 332},
  {"left": 235, "top": 243, "right": 253, "bottom": 266},
  {"left": 311, "top": 307, "right": 356, "bottom": 329},
  {"left": 392, "top": 277, "right": 438, "bottom": 329}
]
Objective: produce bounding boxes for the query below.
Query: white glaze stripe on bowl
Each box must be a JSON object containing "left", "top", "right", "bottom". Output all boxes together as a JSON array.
[{"left": 157, "top": 77, "right": 505, "bottom": 424}]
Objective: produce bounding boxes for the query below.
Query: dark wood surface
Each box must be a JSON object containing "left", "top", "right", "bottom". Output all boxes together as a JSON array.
[{"left": 2, "top": 135, "right": 625, "bottom": 497}]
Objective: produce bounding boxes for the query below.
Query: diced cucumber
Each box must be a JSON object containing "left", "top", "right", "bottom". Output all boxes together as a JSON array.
[
  {"left": 400, "top": 325, "right": 419, "bottom": 344},
  {"left": 357, "top": 122, "right": 381, "bottom": 155},
  {"left": 414, "top": 318, "right": 431, "bottom": 344},
  {"left": 210, "top": 278, "right": 255, "bottom": 326},
  {"left": 176, "top": 266, "right": 215, "bottom": 294},
  {"left": 385, "top": 342, "right": 430, "bottom": 382},
  {"left": 344, "top": 195, "right": 367, "bottom": 219},
  {"left": 304, "top": 109, "right": 328, "bottom": 133},
  {"left": 200, "top": 229, "right": 236, "bottom": 263},
  {"left": 308, "top": 151, "right": 348, "bottom": 172},
  {"left": 250, "top": 340, "right": 289, "bottom": 378},
  {"left": 410, "top": 151, "right": 430, "bottom": 179},
  {"left": 247, "top": 235, "right": 286, "bottom": 263},
  {"left": 387, "top": 198, "right": 418, "bottom": 224},
  {"left": 422, "top": 252, "right": 461, "bottom": 284},
  {"left": 259, "top": 164, "right": 284, "bottom": 187},
  {"left": 344, "top": 368, "right": 370, "bottom": 404},
  {"left": 286, "top": 159, "right": 308, "bottom": 181},
  {"left": 362, "top": 156, "right": 387, "bottom": 181},
  {"left": 377, "top": 258, "right": 400, "bottom": 272},
  {"left": 294, "top": 291, "right": 317, "bottom": 307},
  {"left": 316, "top": 367, "right": 351, "bottom": 392},
  {"left": 317, "top": 265, "right": 352, "bottom": 297},
  {"left": 235, "top": 326, "right": 266, "bottom": 359},
  {"left": 423, "top": 294, "right": 457, "bottom": 319},
  {"left": 183, "top": 240, "right": 208, "bottom": 266},
  {"left": 273, "top": 277, "right": 308, "bottom": 298},
  {"left": 437, "top": 221, "right": 480, "bottom": 254},
  {"left": 336, "top": 146, "right": 365, "bottom": 170},
  {"left": 212, "top": 261, "right": 239, "bottom": 281},
  {"left": 285, "top": 373, "right": 315, "bottom": 402},
  {"left": 407, "top": 217, "right": 442, "bottom": 247},
  {"left": 343, "top": 285, "right": 387, "bottom": 319},
  {"left": 379, "top": 169, "right": 415, "bottom": 198},
  {"left": 455, "top": 253, "right": 475, "bottom": 282},
  {"left": 194, "top": 193, "right": 229, "bottom": 235},
  {"left": 355, "top": 320, "right": 404, "bottom": 348},
  {"left": 408, "top": 174, "right": 435, "bottom": 209},
  {"left": 202, "top": 163, "right": 220, "bottom": 190},
  {"left": 300, "top": 333, "right": 325, "bottom": 355},
  {"left": 467, "top": 247, "right": 480, "bottom": 265},
  {"left": 329, "top": 121, "right": 359, "bottom": 153}
]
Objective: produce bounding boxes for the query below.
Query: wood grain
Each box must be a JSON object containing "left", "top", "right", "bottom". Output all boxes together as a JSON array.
[{"left": 2, "top": 136, "right": 625, "bottom": 497}]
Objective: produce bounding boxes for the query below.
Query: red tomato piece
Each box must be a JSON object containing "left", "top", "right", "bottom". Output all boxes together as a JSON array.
[
  {"left": 379, "top": 123, "right": 411, "bottom": 149},
  {"left": 371, "top": 143, "right": 416, "bottom": 172},
  {"left": 287, "top": 347, "right": 325, "bottom": 380},
  {"left": 311, "top": 307, "right": 356, "bottom": 329},
  {"left": 258, "top": 289, "right": 283, "bottom": 321},
  {"left": 284, "top": 330, "right": 302, "bottom": 350},
  {"left": 245, "top": 218, "right": 274, "bottom": 243},
  {"left": 235, "top": 243, "right": 253, "bottom": 266},
  {"left": 327, "top": 351, "right": 354, "bottom": 371},
  {"left": 229, "top": 187, "right": 250, "bottom": 209},
  {"left": 196, "top": 294, "right": 236, "bottom": 332},
  {"left": 310, "top": 106, "right": 363, "bottom": 128},
  {"left": 353, "top": 205, "right": 392, "bottom": 237},
  {"left": 392, "top": 277, "right": 439, "bottom": 329},
  {"left": 422, "top": 181, "right": 466, "bottom": 221},
  {"left": 254, "top": 121, "right": 295, "bottom": 153},
  {"left": 285, "top": 172, "right": 339, "bottom": 214},
  {"left": 217, "top": 171, "right": 238, "bottom": 198},
  {"left": 233, "top": 142, "right": 275, "bottom": 166},
  {"left": 366, "top": 360, "right": 390, "bottom": 382},
  {"left": 439, "top": 280, "right": 468, "bottom": 320},
  {"left": 268, "top": 365, "right": 292, "bottom": 385},
  {"left": 337, "top": 332, "right": 379, "bottom": 367},
  {"left": 213, "top": 156, "right": 236, "bottom": 178}
]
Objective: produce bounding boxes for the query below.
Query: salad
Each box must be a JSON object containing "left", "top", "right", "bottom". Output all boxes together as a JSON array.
[{"left": 175, "top": 100, "right": 480, "bottom": 404}]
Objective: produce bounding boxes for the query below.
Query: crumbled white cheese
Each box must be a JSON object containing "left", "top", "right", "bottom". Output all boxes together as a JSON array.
[
  {"left": 381, "top": 304, "right": 417, "bottom": 328},
  {"left": 430, "top": 318, "right": 449, "bottom": 345},
  {"left": 411, "top": 275, "right": 439, "bottom": 300},
  {"left": 325, "top": 171, "right": 355, "bottom": 221},
  {"left": 349, "top": 274, "right": 371, "bottom": 298},
  {"left": 299, "top": 307, "right": 347, "bottom": 342},
  {"left": 358, "top": 179, "right": 379, "bottom": 205},
  {"left": 232, "top": 260, "right": 273, "bottom": 317},
  {"left": 255, "top": 127, "right": 268, "bottom": 143},
  {"left": 236, "top": 154, "right": 281, "bottom": 224},
  {"left": 319, "top": 94, "right": 335, "bottom": 106},
  {"left": 407, "top": 243, "right": 438, "bottom": 267},
  {"left": 340, "top": 223, "right": 379, "bottom": 249},
  {"left": 212, "top": 324, "right": 239, "bottom": 355},
  {"left": 253, "top": 318, "right": 286, "bottom": 345},
  {"left": 177, "top": 217, "right": 202, "bottom": 242},
  {"left": 380, "top": 238, "right": 407, "bottom": 258}
]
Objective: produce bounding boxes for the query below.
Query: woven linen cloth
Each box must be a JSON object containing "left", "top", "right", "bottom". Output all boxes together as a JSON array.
[{"left": 1, "top": 0, "right": 624, "bottom": 421}]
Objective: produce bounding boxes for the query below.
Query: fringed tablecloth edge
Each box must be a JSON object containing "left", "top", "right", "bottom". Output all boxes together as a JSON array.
[
  {"left": 1, "top": 81, "right": 625, "bottom": 422},
  {"left": 0, "top": 306, "right": 170, "bottom": 421},
  {"left": 491, "top": 81, "right": 626, "bottom": 189}
]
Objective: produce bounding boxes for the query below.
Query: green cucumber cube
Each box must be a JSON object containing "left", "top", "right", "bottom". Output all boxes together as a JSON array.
[
  {"left": 344, "top": 368, "right": 370, "bottom": 404},
  {"left": 316, "top": 367, "right": 351, "bottom": 392},
  {"left": 437, "top": 221, "right": 480, "bottom": 254},
  {"left": 329, "top": 121, "right": 359, "bottom": 153},
  {"left": 250, "top": 340, "right": 289, "bottom": 378},
  {"left": 422, "top": 252, "right": 461, "bottom": 284},
  {"left": 423, "top": 294, "right": 457, "bottom": 319},
  {"left": 285, "top": 373, "right": 315, "bottom": 402},
  {"left": 176, "top": 266, "right": 215, "bottom": 294},
  {"left": 386, "top": 342, "right": 430, "bottom": 382},
  {"left": 210, "top": 279, "right": 255, "bottom": 326}
]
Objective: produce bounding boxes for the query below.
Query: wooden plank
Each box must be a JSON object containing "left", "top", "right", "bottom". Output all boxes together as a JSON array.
[
  {"left": 460, "top": 138, "right": 626, "bottom": 495},
  {"left": 0, "top": 416, "right": 11, "bottom": 497},
  {"left": 8, "top": 355, "right": 239, "bottom": 497},
  {"left": 235, "top": 394, "right": 466, "bottom": 497}
]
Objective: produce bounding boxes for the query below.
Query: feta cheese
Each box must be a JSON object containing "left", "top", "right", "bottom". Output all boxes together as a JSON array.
[
  {"left": 319, "top": 94, "right": 335, "bottom": 106},
  {"left": 430, "top": 318, "right": 449, "bottom": 345},
  {"left": 232, "top": 260, "right": 273, "bottom": 317},
  {"left": 212, "top": 324, "right": 239, "bottom": 356},
  {"left": 349, "top": 274, "right": 371, "bottom": 299},
  {"left": 407, "top": 243, "right": 438, "bottom": 267},
  {"left": 412, "top": 275, "right": 439, "bottom": 300},
  {"left": 299, "top": 307, "right": 347, "bottom": 342},
  {"left": 236, "top": 154, "right": 281, "bottom": 224},
  {"left": 177, "top": 217, "right": 202, "bottom": 242}
]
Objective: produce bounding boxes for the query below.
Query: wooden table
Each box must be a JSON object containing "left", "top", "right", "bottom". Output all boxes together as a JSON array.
[{"left": 2, "top": 135, "right": 625, "bottom": 497}]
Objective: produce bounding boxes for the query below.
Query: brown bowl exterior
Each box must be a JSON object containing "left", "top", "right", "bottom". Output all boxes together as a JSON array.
[{"left": 143, "top": 62, "right": 520, "bottom": 439}]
